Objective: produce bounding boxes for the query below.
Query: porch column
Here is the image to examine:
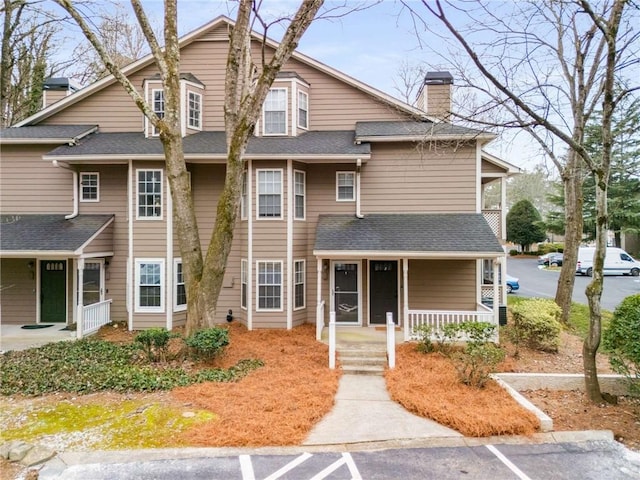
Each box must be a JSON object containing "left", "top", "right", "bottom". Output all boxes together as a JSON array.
[
  {"left": 403, "top": 258, "right": 409, "bottom": 341},
  {"left": 76, "top": 258, "right": 85, "bottom": 339},
  {"left": 492, "top": 258, "right": 500, "bottom": 326},
  {"left": 316, "top": 257, "right": 322, "bottom": 340},
  {"left": 500, "top": 177, "right": 507, "bottom": 241}
]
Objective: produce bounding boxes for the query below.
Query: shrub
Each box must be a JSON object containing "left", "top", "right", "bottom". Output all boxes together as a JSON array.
[
  {"left": 509, "top": 298, "right": 562, "bottom": 353},
  {"left": 453, "top": 343, "right": 505, "bottom": 388},
  {"left": 412, "top": 324, "right": 435, "bottom": 353},
  {"left": 185, "top": 327, "right": 230, "bottom": 361},
  {"left": 537, "top": 243, "right": 564, "bottom": 255},
  {"left": 509, "top": 249, "right": 519, "bottom": 256},
  {"left": 135, "top": 328, "right": 174, "bottom": 362},
  {"left": 603, "top": 294, "right": 640, "bottom": 395}
]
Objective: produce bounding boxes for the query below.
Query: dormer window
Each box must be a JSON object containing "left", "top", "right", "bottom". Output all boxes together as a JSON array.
[
  {"left": 298, "top": 91, "right": 308, "bottom": 130},
  {"left": 188, "top": 92, "right": 201, "bottom": 129},
  {"left": 264, "top": 88, "right": 287, "bottom": 135}
]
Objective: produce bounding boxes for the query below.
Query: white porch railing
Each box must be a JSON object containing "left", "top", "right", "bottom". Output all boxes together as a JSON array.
[
  {"left": 405, "top": 308, "right": 495, "bottom": 341},
  {"left": 316, "top": 300, "right": 325, "bottom": 341},
  {"left": 77, "top": 299, "right": 112, "bottom": 339}
]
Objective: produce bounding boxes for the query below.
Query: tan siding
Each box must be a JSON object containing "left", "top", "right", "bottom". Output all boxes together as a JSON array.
[
  {"left": 0, "top": 258, "right": 37, "bottom": 324},
  {"left": 43, "top": 90, "right": 69, "bottom": 108},
  {"left": 82, "top": 224, "right": 114, "bottom": 254},
  {"left": 481, "top": 159, "right": 504, "bottom": 175},
  {"left": 0, "top": 145, "right": 75, "bottom": 213},
  {"left": 361, "top": 143, "right": 477, "bottom": 213},
  {"left": 408, "top": 259, "right": 476, "bottom": 310}
]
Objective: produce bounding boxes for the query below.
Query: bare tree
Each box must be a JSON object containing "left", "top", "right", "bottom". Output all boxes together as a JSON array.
[
  {"left": 68, "top": 4, "right": 152, "bottom": 84},
  {"left": 407, "top": 0, "right": 639, "bottom": 402},
  {"left": 1, "top": 0, "right": 67, "bottom": 126},
  {"left": 55, "top": 0, "right": 324, "bottom": 335}
]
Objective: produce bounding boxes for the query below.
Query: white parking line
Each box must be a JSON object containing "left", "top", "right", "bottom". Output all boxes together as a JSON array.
[
  {"left": 239, "top": 455, "right": 255, "bottom": 480},
  {"left": 264, "top": 452, "right": 313, "bottom": 480},
  {"left": 486, "top": 445, "right": 532, "bottom": 480},
  {"left": 309, "top": 453, "right": 362, "bottom": 480}
]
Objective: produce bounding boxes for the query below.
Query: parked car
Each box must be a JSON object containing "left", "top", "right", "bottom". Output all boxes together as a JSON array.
[
  {"left": 538, "top": 252, "right": 563, "bottom": 267},
  {"left": 506, "top": 274, "right": 519, "bottom": 293}
]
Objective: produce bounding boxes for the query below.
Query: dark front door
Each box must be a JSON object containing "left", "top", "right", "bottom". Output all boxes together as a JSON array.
[
  {"left": 41, "top": 260, "right": 67, "bottom": 322},
  {"left": 369, "top": 260, "right": 398, "bottom": 325}
]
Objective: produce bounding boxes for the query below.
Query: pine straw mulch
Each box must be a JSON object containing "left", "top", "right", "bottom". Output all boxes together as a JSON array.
[
  {"left": 170, "top": 322, "right": 341, "bottom": 446},
  {"left": 386, "top": 343, "right": 540, "bottom": 437}
]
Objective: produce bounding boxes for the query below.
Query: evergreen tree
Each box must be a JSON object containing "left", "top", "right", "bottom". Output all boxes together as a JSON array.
[{"left": 507, "top": 199, "right": 546, "bottom": 251}]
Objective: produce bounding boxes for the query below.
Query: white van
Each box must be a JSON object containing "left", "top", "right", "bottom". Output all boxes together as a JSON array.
[{"left": 576, "top": 247, "right": 640, "bottom": 277}]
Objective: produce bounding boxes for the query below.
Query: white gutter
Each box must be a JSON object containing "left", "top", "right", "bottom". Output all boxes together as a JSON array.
[
  {"left": 52, "top": 160, "right": 78, "bottom": 219},
  {"left": 355, "top": 158, "right": 364, "bottom": 219}
]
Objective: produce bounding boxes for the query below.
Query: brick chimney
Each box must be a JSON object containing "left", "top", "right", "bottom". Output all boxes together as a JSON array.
[
  {"left": 42, "top": 78, "right": 80, "bottom": 109},
  {"left": 415, "top": 71, "right": 453, "bottom": 120}
]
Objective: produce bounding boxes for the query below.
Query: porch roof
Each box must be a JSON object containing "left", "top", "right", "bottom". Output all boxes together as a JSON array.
[
  {"left": 0, "top": 214, "right": 114, "bottom": 256},
  {"left": 313, "top": 213, "right": 504, "bottom": 258}
]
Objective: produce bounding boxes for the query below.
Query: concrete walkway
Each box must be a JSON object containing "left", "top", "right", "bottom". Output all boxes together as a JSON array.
[
  {"left": 0, "top": 324, "right": 75, "bottom": 353},
  {"left": 304, "top": 374, "right": 461, "bottom": 445}
]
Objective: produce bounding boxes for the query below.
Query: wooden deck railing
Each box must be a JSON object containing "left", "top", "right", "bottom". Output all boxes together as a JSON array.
[{"left": 77, "top": 299, "right": 112, "bottom": 339}]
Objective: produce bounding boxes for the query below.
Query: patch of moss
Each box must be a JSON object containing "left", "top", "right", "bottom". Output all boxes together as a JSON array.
[{"left": 0, "top": 399, "right": 215, "bottom": 450}]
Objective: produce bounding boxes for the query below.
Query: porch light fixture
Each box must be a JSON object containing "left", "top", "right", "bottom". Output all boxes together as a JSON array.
[
  {"left": 322, "top": 259, "right": 329, "bottom": 280},
  {"left": 27, "top": 260, "right": 35, "bottom": 279}
]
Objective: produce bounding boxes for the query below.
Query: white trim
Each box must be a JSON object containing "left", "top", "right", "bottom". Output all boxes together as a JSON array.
[
  {"left": 174, "top": 258, "right": 187, "bottom": 312},
  {"left": 43, "top": 153, "right": 371, "bottom": 163},
  {"left": 187, "top": 90, "right": 203, "bottom": 131},
  {"left": 330, "top": 260, "right": 362, "bottom": 326},
  {"left": 481, "top": 150, "right": 522, "bottom": 175},
  {"left": 247, "top": 160, "right": 253, "bottom": 329},
  {"left": 291, "top": 81, "right": 298, "bottom": 136},
  {"left": 293, "top": 169, "right": 306, "bottom": 221},
  {"left": 262, "top": 87, "right": 288, "bottom": 136},
  {"left": 150, "top": 89, "right": 164, "bottom": 137},
  {"left": 294, "top": 259, "right": 306, "bottom": 311},
  {"left": 79, "top": 172, "right": 100, "bottom": 203},
  {"left": 256, "top": 168, "right": 283, "bottom": 220},
  {"left": 336, "top": 171, "right": 356, "bottom": 202},
  {"left": 297, "top": 90, "right": 309, "bottom": 131},
  {"left": 476, "top": 142, "right": 482, "bottom": 213},
  {"left": 134, "top": 258, "right": 165, "bottom": 313},
  {"left": 287, "top": 160, "right": 293, "bottom": 329},
  {"left": 314, "top": 250, "right": 505, "bottom": 259},
  {"left": 135, "top": 168, "right": 164, "bottom": 220},
  {"left": 501, "top": 176, "right": 507, "bottom": 241},
  {"left": 166, "top": 179, "right": 174, "bottom": 329},
  {"left": 180, "top": 81, "right": 187, "bottom": 137},
  {"left": 80, "top": 258, "right": 105, "bottom": 306},
  {"left": 356, "top": 133, "right": 497, "bottom": 143},
  {"left": 240, "top": 170, "right": 248, "bottom": 220},
  {"left": 128, "top": 160, "right": 133, "bottom": 330},
  {"left": 256, "top": 260, "right": 283, "bottom": 312}
]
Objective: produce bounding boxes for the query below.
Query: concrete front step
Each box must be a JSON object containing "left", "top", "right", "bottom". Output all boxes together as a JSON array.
[
  {"left": 337, "top": 343, "right": 388, "bottom": 376},
  {"left": 341, "top": 364, "right": 385, "bottom": 376}
]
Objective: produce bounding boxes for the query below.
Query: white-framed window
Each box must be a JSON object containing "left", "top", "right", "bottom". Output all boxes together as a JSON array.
[
  {"left": 174, "top": 259, "right": 186, "bottom": 311},
  {"left": 152, "top": 89, "right": 164, "bottom": 136},
  {"left": 188, "top": 91, "right": 202, "bottom": 129},
  {"left": 137, "top": 169, "right": 163, "bottom": 219},
  {"left": 80, "top": 172, "right": 99, "bottom": 202},
  {"left": 294, "top": 170, "right": 305, "bottom": 220},
  {"left": 135, "top": 259, "right": 164, "bottom": 313},
  {"left": 257, "top": 169, "right": 282, "bottom": 219},
  {"left": 263, "top": 88, "right": 287, "bottom": 135},
  {"left": 241, "top": 170, "right": 248, "bottom": 220},
  {"left": 241, "top": 259, "right": 248, "bottom": 310},
  {"left": 257, "top": 261, "right": 282, "bottom": 311},
  {"left": 336, "top": 171, "right": 355, "bottom": 201},
  {"left": 298, "top": 91, "right": 308, "bottom": 129},
  {"left": 294, "top": 259, "right": 305, "bottom": 310}
]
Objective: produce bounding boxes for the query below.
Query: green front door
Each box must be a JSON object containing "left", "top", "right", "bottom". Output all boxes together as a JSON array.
[{"left": 41, "top": 260, "right": 67, "bottom": 323}]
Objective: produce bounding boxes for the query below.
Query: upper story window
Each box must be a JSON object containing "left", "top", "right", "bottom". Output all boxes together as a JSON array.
[
  {"left": 264, "top": 88, "right": 287, "bottom": 135},
  {"left": 137, "top": 169, "right": 163, "bottom": 219},
  {"left": 294, "top": 170, "right": 305, "bottom": 220},
  {"left": 241, "top": 170, "right": 247, "bottom": 220},
  {"left": 80, "top": 172, "right": 99, "bottom": 202},
  {"left": 298, "top": 91, "right": 308, "bottom": 129},
  {"left": 152, "top": 89, "right": 165, "bottom": 136},
  {"left": 257, "top": 169, "right": 282, "bottom": 219},
  {"left": 188, "top": 91, "right": 202, "bottom": 129},
  {"left": 336, "top": 171, "right": 355, "bottom": 202}
]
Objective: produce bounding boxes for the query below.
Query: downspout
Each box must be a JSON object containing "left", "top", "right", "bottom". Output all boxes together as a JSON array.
[
  {"left": 53, "top": 160, "right": 78, "bottom": 219},
  {"left": 355, "top": 158, "right": 364, "bottom": 219}
]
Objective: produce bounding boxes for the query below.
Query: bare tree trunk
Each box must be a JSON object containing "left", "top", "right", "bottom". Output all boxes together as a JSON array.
[{"left": 555, "top": 151, "right": 584, "bottom": 324}]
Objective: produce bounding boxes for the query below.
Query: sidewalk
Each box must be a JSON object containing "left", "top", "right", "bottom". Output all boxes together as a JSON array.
[
  {"left": 304, "top": 374, "right": 461, "bottom": 445},
  {"left": 0, "top": 324, "right": 75, "bottom": 353}
]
